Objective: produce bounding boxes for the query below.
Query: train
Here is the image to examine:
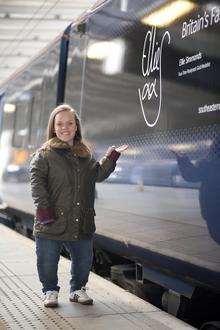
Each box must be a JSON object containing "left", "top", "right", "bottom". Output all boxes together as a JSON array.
[{"left": 0, "top": 0, "right": 220, "bottom": 328}]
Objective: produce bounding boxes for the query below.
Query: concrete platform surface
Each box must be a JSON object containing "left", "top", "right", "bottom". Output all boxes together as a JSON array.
[{"left": 0, "top": 224, "right": 195, "bottom": 330}]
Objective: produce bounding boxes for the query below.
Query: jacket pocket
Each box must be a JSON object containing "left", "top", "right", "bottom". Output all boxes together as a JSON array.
[
  {"left": 82, "top": 208, "right": 96, "bottom": 234},
  {"left": 34, "top": 206, "right": 67, "bottom": 235}
]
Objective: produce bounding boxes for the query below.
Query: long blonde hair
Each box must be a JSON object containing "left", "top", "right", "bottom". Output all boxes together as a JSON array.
[{"left": 47, "top": 104, "right": 83, "bottom": 143}]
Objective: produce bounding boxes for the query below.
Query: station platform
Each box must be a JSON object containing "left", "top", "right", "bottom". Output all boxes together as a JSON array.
[{"left": 0, "top": 224, "right": 195, "bottom": 330}]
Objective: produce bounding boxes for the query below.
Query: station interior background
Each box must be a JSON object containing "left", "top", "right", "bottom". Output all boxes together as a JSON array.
[{"left": 0, "top": 0, "right": 97, "bottom": 85}]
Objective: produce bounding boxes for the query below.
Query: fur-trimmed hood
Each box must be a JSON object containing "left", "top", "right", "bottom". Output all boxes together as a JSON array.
[{"left": 41, "top": 137, "right": 91, "bottom": 158}]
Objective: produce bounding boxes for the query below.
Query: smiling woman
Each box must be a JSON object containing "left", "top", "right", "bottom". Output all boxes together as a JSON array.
[
  {"left": 29, "top": 103, "right": 128, "bottom": 307},
  {"left": 54, "top": 110, "right": 77, "bottom": 145},
  {"left": 46, "top": 104, "right": 83, "bottom": 144}
]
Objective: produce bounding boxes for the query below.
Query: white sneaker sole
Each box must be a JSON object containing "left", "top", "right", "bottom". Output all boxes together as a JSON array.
[
  {"left": 44, "top": 301, "right": 58, "bottom": 308},
  {"left": 69, "top": 297, "right": 93, "bottom": 305}
]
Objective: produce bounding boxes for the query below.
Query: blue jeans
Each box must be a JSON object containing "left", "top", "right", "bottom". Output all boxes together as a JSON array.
[{"left": 35, "top": 237, "right": 93, "bottom": 293}]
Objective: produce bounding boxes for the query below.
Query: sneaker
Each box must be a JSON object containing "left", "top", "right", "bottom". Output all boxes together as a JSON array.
[
  {"left": 69, "top": 287, "right": 93, "bottom": 305},
  {"left": 43, "top": 290, "right": 58, "bottom": 307}
]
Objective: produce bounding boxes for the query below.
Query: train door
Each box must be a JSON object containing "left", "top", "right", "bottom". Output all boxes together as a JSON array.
[
  {"left": 38, "top": 44, "right": 60, "bottom": 145},
  {"left": 64, "top": 24, "right": 89, "bottom": 119},
  {"left": 28, "top": 87, "right": 43, "bottom": 150},
  {"left": 0, "top": 93, "right": 5, "bottom": 136}
]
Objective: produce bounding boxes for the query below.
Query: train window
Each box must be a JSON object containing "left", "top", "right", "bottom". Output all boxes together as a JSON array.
[
  {"left": 38, "top": 48, "right": 59, "bottom": 144},
  {"left": 29, "top": 92, "right": 42, "bottom": 148},
  {"left": 36, "top": 76, "right": 54, "bottom": 145},
  {"left": 13, "top": 99, "right": 30, "bottom": 148},
  {"left": 0, "top": 93, "right": 5, "bottom": 136},
  {"left": 39, "top": 76, "right": 51, "bottom": 144},
  {"left": 65, "top": 30, "right": 87, "bottom": 115}
]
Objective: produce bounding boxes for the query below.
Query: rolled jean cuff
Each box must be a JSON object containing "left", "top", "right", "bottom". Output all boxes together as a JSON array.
[{"left": 36, "top": 207, "right": 54, "bottom": 224}]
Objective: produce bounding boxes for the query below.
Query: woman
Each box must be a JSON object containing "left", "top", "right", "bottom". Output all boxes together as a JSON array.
[{"left": 29, "top": 104, "right": 128, "bottom": 307}]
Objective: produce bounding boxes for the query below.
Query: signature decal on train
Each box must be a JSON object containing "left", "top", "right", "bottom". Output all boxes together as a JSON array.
[{"left": 138, "top": 27, "right": 170, "bottom": 127}]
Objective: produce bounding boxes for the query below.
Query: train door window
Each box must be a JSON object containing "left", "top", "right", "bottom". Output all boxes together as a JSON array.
[
  {"left": 39, "top": 76, "right": 50, "bottom": 144},
  {"left": 65, "top": 28, "right": 88, "bottom": 115},
  {"left": 13, "top": 97, "right": 31, "bottom": 148},
  {"left": 29, "top": 90, "right": 43, "bottom": 148},
  {"left": 38, "top": 49, "right": 58, "bottom": 145},
  {"left": 0, "top": 93, "right": 5, "bottom": 135}
]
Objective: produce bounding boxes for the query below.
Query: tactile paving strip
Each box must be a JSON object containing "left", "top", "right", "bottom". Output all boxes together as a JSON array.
[{"left": 0, "top": 261, "right": 75, "bottom": 330}]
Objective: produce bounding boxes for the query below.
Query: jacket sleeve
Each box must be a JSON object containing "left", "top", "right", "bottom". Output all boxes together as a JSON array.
[
  {"left": 95, "top": 149, "right": 120, "bottom": 182},
  {"left": 176, "top": 155, "right": 205, "bottom": 182},
  {"left": 29, "top": 151, "right": 54, "bottom": 223}
]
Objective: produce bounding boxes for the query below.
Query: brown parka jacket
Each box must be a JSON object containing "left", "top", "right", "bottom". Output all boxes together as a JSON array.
[{"left": 29, "top": 137, "right": 119, "bottom": 240}]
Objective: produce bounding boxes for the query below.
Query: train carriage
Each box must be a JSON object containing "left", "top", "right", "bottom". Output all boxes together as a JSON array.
[{"left": 0, "top": 1, "right": 219, "bottom": 328}]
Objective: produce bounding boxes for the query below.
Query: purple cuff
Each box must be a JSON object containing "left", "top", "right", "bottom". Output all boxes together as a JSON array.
[
  {"left": 36, "top": 207, "right": 54, "bottom": 224},
  {"left": 107, "top": 149, "right": 120, "bottom": 162}
]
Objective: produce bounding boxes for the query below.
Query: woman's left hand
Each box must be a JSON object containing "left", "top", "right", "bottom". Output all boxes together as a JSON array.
[
  {"left": 115, "top": 144, "right": 128, "bottom": 153},
  {"left": 105, "top": 144, "right": 128, "bottom": 157}
]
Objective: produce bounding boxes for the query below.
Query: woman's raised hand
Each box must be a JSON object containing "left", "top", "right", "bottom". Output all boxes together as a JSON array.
[
  {"left": 115, "top": 144, "right": 128, "bottom": 153},
  {"left": 105, "top": 144, "right": 128, "bottom": 157}
]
